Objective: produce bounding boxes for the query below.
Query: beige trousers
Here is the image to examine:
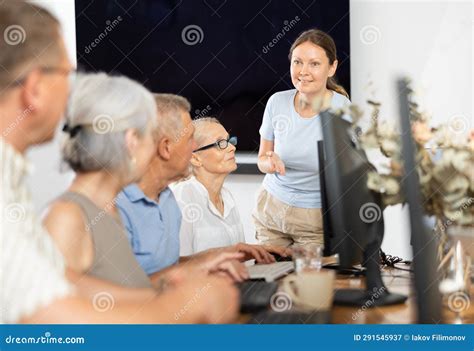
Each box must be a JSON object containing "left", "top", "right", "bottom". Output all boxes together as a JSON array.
[{"left": 252, "top": 187, "right": 324, "bottom": 247}]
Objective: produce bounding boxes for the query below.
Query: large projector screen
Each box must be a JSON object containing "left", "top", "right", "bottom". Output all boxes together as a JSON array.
[{"left": 75, "top": 0, "right": 350, "bottom": 152}]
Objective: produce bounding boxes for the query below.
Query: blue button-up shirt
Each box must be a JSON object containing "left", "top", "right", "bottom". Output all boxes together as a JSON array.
[{"left": 116, "top": 184, "right": 181, "bottom": 275}]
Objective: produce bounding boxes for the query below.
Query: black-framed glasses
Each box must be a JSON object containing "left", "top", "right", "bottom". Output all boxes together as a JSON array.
[
  {"left": 11, "top": 66, "right": 75, "bottom": 87},
  {"left": 41, "top": 66, "right": 75, "bottom": 77},
  {"left": 194, "top": 136, "right": 237, "bottom": 152}
]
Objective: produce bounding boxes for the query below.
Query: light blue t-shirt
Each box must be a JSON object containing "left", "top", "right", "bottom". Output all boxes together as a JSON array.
[
  {"left": 259, "top": 89, "right": 351, "bottom": 208},
  {"left": 116, "top": 184, "right": 181, "bottom": 275}
]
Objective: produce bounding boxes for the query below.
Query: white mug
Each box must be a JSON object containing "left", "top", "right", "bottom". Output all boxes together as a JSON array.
[{"left": 282, "top": 270, "right": 335, "bottom": 310}]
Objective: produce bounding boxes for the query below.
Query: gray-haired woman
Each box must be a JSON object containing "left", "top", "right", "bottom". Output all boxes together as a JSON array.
[
  {"left": 44, "top": 73, "right": 246, "bottom": 291},
  {"left": 43, "top": 72, "right": 158, "bottom": 288}
]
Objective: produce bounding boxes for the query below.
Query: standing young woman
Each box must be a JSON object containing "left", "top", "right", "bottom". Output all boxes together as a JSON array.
[{"left": 254, "top": 29, "right": 351, "bottom": 247}]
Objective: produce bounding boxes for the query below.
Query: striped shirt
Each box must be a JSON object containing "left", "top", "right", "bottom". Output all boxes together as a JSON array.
[{"left": 0, "top": 139, "right": 73, "bottom": 323}]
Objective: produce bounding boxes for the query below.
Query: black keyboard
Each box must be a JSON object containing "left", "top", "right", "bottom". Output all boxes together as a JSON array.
[
  {"left": 271, "top": 253, "right": 293, "bottom": 262},
  {"left": 238, "top": 281, "right": 278, "bottom": 313},
  {"left": 247, "top": 310, "right": 331, "bottom": 324}
]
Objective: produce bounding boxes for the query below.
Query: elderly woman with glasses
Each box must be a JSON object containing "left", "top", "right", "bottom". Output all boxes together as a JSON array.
[
  {"left": 172, "top": 117, "right": 289, "bottom": 262},
  {"left": 43, "top": 75, "right": 246, "bottom": 290}
]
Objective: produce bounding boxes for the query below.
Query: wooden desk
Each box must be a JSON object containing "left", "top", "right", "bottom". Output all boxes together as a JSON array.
[{"left": 239, "top": 267, "right": 474, "bottom": 324}]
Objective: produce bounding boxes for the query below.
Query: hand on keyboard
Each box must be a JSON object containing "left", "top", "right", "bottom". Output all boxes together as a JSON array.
[
  {"left": 247, "top": 262, "right": 295, "bottom": 282},
  {"left": 233, "top": 243, "right": 291, "bottom": 264},
  {"left": 233, "top": 243, "right": 276, "bottom": 263},
  {"left": 271, "top": 252, "right": 293, "bottom": 262}
]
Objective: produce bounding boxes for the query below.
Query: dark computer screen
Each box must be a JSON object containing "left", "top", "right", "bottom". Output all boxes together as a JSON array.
[
  {"left": 75, "top": 0, "right": 350, "bottom": 151},
  {"left": 397, "top": 78, "right": 442, "bottom": 323},
  {"left": 318, "top": 112, "right": 407, "bottom": 306}
]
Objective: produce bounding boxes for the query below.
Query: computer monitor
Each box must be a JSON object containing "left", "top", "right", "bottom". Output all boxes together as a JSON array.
[
  {"left": 397, "top": 78, "right": 442, "bottom": 323},
  {"left": 318, "top": 111, "right": 407, "bottom": 306}
]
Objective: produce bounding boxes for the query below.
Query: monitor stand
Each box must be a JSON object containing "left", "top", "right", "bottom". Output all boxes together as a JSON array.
[
  {"left": 333, "top": 237, "right": 408, "bottom": 307},
  {"left": 323, "top": 264, "right": 366, "bottom": 276}
]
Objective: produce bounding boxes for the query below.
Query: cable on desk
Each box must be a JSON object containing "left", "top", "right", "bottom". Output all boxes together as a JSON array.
[{"left": 380, "top": 249, "right": 413, "bottom": 272}]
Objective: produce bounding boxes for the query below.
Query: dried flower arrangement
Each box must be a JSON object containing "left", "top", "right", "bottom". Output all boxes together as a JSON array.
[
  {"left": 335, "top": 87, "right": 473, "bottom": 227},
  {"left": 326, "top": 85, "right": 473, "bottom": 303}
]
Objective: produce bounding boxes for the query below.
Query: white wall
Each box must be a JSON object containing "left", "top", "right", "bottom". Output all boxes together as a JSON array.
[
  {"left": 350, "top": 0, "right": 473, "bottom": 128},
  {"left": 29, "top": 1, "right": 473, "bottom": 260},
  {"left": 349, "top": 0, "right": 473, "bottom": 259},
  {"left": 27, "top": 0, "right": 76, "bottom": 212}
]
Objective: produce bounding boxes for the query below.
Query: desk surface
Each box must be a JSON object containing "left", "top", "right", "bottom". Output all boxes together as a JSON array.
[{"left": 239, "top": 267, "right": 474, "bottom": 324}]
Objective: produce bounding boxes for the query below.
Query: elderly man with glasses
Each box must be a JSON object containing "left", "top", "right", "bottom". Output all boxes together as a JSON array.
[{"left": 116, "top": 97, "right": 289, "bottom": 282}]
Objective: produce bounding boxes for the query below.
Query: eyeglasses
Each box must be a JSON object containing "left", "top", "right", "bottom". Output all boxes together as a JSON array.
[
  {"left": 11, "top": 66, "right": 75, "bottom": 87},
  {"left": 194, "top": 136, "right": 237, "bottom": 152},
  {"left": 41, "top": 66, "right": 75, "bottom": 78}
]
